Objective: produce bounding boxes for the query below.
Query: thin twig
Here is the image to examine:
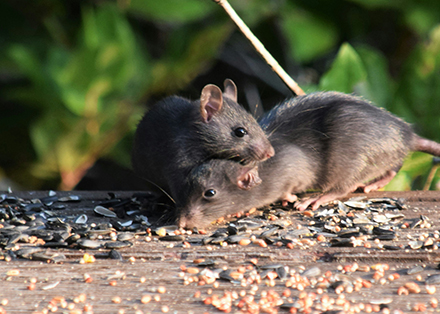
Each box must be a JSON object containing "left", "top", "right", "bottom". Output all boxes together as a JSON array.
[
  {"left": 423, "top": 163, "right": 439, "bottom": 191},
  {"left": 213, "top": 0, "right": 305, "bottom": 96}
]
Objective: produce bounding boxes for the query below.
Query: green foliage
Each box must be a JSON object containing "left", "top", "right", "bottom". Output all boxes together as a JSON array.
[
  {"left": 6, "top": 4, "right": 150, "bottom": 189},
  {"left": 319, "top": 43, "right": 367, "bottom": 93},
  {"left": 281, "top": 3, "right": 338, "bottom": 63},
  {"left": 150, "top": 22, "right": 233, "bottom": 94},
  {"left": 1, "top": 0, "right": 439, "bottom": 191},
  {"left": 355, "top": 46, "right": 393, "bottom": 107},
  {"left": 128, "top": 0, "right": 215, "bottom": 23}
]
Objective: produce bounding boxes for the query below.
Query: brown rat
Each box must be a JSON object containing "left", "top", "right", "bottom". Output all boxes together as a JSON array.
[
  {"left": 178, "top": 91, "right": 440, "bottom": 229},
  {"left": 131, "top": 79, "right": 274, "bottom": 202},
  {"left": 178, "top": 146, "right": 315, "bottom": 228}
]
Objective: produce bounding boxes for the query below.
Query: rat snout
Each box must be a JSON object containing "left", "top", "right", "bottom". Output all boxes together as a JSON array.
[
  {"left": 265, "top": 144, "right": 275, "bottom": 159},
  {"left": 254, "top": 140, "right": 275, "bottom": 161},
  {"left": 177, "top": 206, "right": 203, "bottom": 230},
  {"left": 177, "top": 216, "right": 188, "bottom": 229}
]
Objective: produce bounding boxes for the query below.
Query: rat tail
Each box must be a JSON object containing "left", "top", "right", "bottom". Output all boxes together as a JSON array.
[{"left": 413, "top": 136, "right": 440, "bottom": 156}]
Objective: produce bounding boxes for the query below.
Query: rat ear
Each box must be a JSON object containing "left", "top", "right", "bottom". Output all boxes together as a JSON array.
[
  {"left": 223, "top": 79, "right": 237, "bottom": 102},
  {"left": 236, "top": 166, "right": 262, "bottom": 190},
  {"left": 200, "top": 84, "right": 223, "bottom": 122}
]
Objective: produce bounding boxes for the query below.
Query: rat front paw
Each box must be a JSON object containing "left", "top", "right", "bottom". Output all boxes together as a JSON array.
[{"left": 281, "top": 193, "right": 298, "bottom": 206}]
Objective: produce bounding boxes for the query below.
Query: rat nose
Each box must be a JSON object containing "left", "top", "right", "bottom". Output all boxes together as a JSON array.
[
  {"left": 177, "top": 217, "right": 187, "bottom": 229},
  {"left": 260, "top": 145, "right": 275, "bottom": 161},
  {"left": 266, "top": 145, "right": 275, "bottom": 159}
]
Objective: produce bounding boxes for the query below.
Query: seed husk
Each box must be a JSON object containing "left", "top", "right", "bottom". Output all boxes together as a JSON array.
[
  {"left": 104, "top": 241, "right": 133, "bottom": 249},
  {"left": 74, "top": 214, "right": 88, "bottom": 224},
  {"left": 76, "top": 239, "right": 103, "bottom": 249},
  {"left": 426, "top": 274, "right": 440, "bottom": 285},
  {"left": 159, "top": 235, "right": 185, "bottom": 241},
  {"left": 58, "top": 195, "right": 81, "bottom": 202},
  {"left": 42, "top": 281, "right": 60, "bottom": 290},
  {"left": 407, "top": 266, "right": 424, "bottom": 275},
  {"left": 93, "top": 206, "right": 117, "bottom": 218},
  {"left": 303, "top": 266, "right": 321, "bottom": 277},
  {"left": 370, "top": 297, "right": 393, "bottom": 304}
]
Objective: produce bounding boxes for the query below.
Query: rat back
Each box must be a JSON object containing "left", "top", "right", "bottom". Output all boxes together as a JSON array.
[
  {"left": 260, "top": 92, "right": 416, "bottom": 194},
  {"left": 131, "top": 96, "right": 200, "bottom": 191}
]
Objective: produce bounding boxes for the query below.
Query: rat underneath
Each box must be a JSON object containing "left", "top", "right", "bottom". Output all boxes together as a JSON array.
[
  {"left": 178, "top": 91, "right": 440, "bottom": 229},
  {"left": 131, "top": 79, "right": 274, "bottom": 205}
]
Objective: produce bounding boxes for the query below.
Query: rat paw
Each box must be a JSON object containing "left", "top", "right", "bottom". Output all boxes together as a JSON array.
[
  {"left": 294, "top": 197, "right": 319, "bottom": 211},
  {"left": 295, "top": 191, "right": 351, "bottom": 211},
  {"left": 281, "top": 193, "right": 298, "bottom": 206}
]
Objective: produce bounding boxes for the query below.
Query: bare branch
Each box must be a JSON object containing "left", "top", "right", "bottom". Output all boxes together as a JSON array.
[{"left": 213, "top": 0, "right": 305, "bottom": 96}]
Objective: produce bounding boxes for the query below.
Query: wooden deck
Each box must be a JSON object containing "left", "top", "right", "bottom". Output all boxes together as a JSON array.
[{"left": 1, "top": 190, "right": 440, "bottom": 313}]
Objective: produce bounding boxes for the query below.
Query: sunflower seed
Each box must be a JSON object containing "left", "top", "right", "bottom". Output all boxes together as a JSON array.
[
  {"left": 303, "top": 266, "right": 321, "bottom": 277},
  {"left": 408, "top": 241, "right": 423, "bottom": 250},
  {"left": 425, "top": 274, "right": 440, "bottom": 284},
  {"left": 58, "top": 195, "right": 81, "bottom": 202},
  {"left": 407, "top": 266, "right": 424, "bottom": 275},
  {"left": 159, "top": 235, "right": 184, "bottom": 241},
  {"left": 94, "top": 206, "right": 117, "bottom": 218},
  {"left": 344, "top": 201, "right": 368, "bottom": 209},
  {"left": 76, "top": 239, "right": 103, "bottom": 249},
  {"left": 105, "top": 241, "right": 133, "bottom": 249},
  {"left": 74, "top": 214, "right": 88, "bottom": 224}
]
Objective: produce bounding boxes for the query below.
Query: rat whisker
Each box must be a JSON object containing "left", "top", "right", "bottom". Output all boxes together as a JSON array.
[{"left": 141, "top": 177, "right": 176, "bottom": 204}]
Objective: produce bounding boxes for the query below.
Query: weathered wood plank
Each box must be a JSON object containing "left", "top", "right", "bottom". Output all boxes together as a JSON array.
[{"left": 0, "top": 190, "right": 439, "bottom": 313}]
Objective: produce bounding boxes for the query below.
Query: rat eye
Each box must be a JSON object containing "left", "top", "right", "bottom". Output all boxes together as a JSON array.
[
  {"left": 234, "top": 127, "right": 247, "bottom": 138},
  {"left": 203, "top": 189, "right": 216, "bottom": 198}
]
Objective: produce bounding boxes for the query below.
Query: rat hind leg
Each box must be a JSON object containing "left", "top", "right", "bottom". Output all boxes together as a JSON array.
[
  {"left": 294, "top": 182, "right": 361, "bottom": 211},
  {"left": 294, "top": 190, "right": 351, "bottom": 211},
  {"left": 360, "top": 170, "right": 397, "bottom": 193},
  {"left": 295, "top": 170, "right": 399, "bottom": 211}
]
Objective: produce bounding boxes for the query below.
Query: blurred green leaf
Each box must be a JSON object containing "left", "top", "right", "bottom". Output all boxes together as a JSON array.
[
  {"left": 355, "top": 46, "right": 393, "bottom": 107},
  {"left": 281, "top": 4, "right": 338, "bottom": 63},
  {"left": 385, "top": 152, "right": 435, "bottom": 191},
  {"left": 228, "top": 0, "right": 283, "bottom": 26},
  {"left": 55, "top": 5, "right": 149, "bottom": 116},
  {"left": 128, "top": 0, "right": 214, "bottom": 23},
  {"left": 401, "top": 152, "right": 434, "bottom": 173},
  {"left": 383, "top": 172, "right": 411, "bottom": 191},
  {"left": 7, "top": 45, "right": 62, "bottom": 108},
  {"left": 319, "top": 43, "right": 367, "bottom": 93},
  {"left": 393, "top": 25, "right": 440, "bottom": 141},
  {"left": 151, "top": 22, "right": 232, "bottom": 94},
  {"left": 29, "top": 110, "right": 76, "bottom": 175},
  {"left": 8, "top": 46, "right": 45, "bottom": 88},
  {"left": 346, "top": 0, "right": 400, "bottom": 9},
  {"left": 404, "top": 3, "right": 440, "bottom": 35},
  {"left": 6, "top": 4, "right": 151, "bottom": 189}
]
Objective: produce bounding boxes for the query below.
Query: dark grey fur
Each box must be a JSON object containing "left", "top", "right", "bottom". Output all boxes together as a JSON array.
[
  {"left": 131, "top": 80, "right": 274, "bottom": 204},
  {"left": 178, "top": 91, "right": 440, "bottom": 228}
]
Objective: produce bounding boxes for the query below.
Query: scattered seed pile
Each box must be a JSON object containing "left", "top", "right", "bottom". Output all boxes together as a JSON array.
[
  {"left": 1, "top": 191, "right": 440, "bottom": 313},
  {"left": 1, "top": 191, "right": 438, "bottom": 260},
  {"left": 0, "top": 191, "right": 153, "bottom": 262},
  {"left": 181, "top": 258, "right": 440, "bottom": 313}
]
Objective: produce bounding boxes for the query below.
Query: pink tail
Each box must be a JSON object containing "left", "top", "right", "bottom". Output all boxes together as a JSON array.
[{"left": 414, "top": 136, "right": 440, "bottom": 156}]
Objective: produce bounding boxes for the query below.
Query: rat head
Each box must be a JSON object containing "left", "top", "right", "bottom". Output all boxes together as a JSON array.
[
  {"left": 197, "top": 79, "right": 274, "bottom": 164},
  {"left": 177, "top": 159, "right": 262, "bottom": 229}
]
